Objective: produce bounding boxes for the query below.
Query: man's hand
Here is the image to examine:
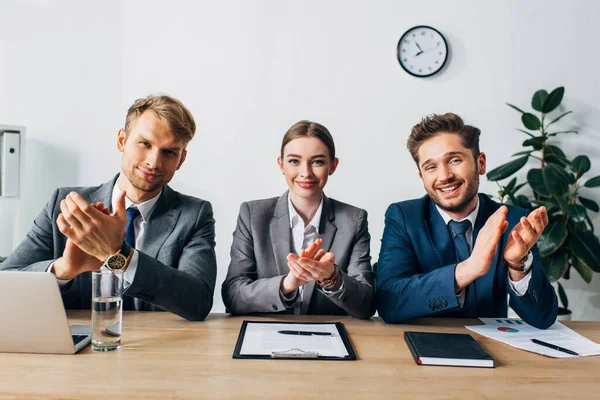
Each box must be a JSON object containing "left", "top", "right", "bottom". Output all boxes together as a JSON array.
[
  {"left": 57, "top": 191, "right": 128, "bottom": 263},
  {"left": 504, "top": 206, "right": 548, "bottom": 280},
  {"left": 455, "top": 206, "right": 509, "bottom": 291},
  {"left": 52, "top": 202, "right": 112, "bottom": 280}
]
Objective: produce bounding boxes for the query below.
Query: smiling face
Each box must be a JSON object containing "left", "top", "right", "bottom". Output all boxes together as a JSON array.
[
  {"left": 277, "top": 136, "right": 339, "bottom": 204},
  {"left": 117, "top": 110, "right": 187, "bottom": 203},
  {"left": 417, "top": 132, "right": 486, "bottom": 219}
]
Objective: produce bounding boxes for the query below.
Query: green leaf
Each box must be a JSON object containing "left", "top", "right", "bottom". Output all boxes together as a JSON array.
[
  {"left": 522, "top": 113, "right": 541, "bottom": 130},
  {"left": 557, "top": 281, "right": 568, "bottom": 309},
  {"left": 554, "top": 195, "right": 570, "bottom": 213},
  {"left": 504, "top": 178, "right": 517, "bottom": 192},
  {"left": 541, "top": 248, "right": 568, "bottom": 282},
  {"left": 547, "top": 130, "right": 577, "bottom": 137},
  {"left": 579, "top": 196, "right": 599, "bottom": 212},
  {"left": 532, "top": 90, "right": 548, "bottom": 112},
  {"left": 566, "top": 204, "right": 588, "bottom": 222},
  {"left": 532, "top": 200, "right": 560, "bottom": 214},
  {"left": 513, "top": 182, "right": 527, "bottom": 194},
  {"left": 511, "top": 150, "right": 533, "bottom": 157},
  {"left": 572, "top": 256, "right": 593, "bottom": 284},
  {"left": 527, "top": 165, "right": 570, "bottom": 196},
  {"left": 537, "top": 221, "right": 568, "bottom": 256},
  {"left": 571, "top": 155, "right": 591, "bottom": 178},
  {"left": 569, "top": 231, "right": 600, "bottom": 273},
  {"left": 516, "top": 128, "right": 535, "bottom": 138},
  {"left": 486, "top": 156, "right": 529, "bottom": 181},
  {"left": 584, "top": 176, "right": 600, "bottom": 188},
  {"left": 546, "top": 111, "right": 573, "bottom": 129},
  {"left": 542, "top": 86, "right": 565, "bottom": 113},
  {"left": 506, "top": 103, "right": 526, "bottom": 114},
  {"left": 522, "top": 136, "right": 546, "bottom": 150},
  {"left": 544, "top": 145, "right": 569, "bottom": 168},
  {"left": 515, "top": 195, "right": 532, "bottom": 209}
]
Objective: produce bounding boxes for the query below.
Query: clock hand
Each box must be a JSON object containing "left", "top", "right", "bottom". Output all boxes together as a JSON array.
[
  {"left": 415, "top": 42, "right": 423, "bottom": 52},
  {"left": 415, "top": 51, "right": 424, "bottom": 57}
]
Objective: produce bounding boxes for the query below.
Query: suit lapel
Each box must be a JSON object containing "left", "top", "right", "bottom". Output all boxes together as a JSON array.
[
  {"left": 301, "top": 195, "right": 336, "bottom": 314},
  {"left": 138, "top": 185, "right": 180, "bottom": 258},
  {"left": 425, "top": 199, "right": 456, "bottom": 268},
  {"left": 88, "top": 175, "right": 119, "bottom": 210},
  {"left": 270, "top": 192, "right": 293, "bottom": 277},
  {"left": 473, "top": 195, "right": 501, "bottom": 315}
]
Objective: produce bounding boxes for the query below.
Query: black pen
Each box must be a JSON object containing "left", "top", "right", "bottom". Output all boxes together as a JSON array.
[
  {"left": 277, "top": 330, "right": 332, "bottom": 336},
  {"left": 531, "top": 338, "right": 579, "bottom": 356}
]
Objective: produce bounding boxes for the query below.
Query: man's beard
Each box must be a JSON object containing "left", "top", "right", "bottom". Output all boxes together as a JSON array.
[
  {"left": 124, "top": 168, "right": 164, "bottom": 193},
  {"left": 429, "top": 172, "right": 479, "bottom": 214}
]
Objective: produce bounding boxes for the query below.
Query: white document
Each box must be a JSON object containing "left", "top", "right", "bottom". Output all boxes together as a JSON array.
[
  {"left": 466, "top": 318, "right": 600, "bottom": 358},
  {"left": 239, "top": 322, "right": 349, "bottom": 358}
]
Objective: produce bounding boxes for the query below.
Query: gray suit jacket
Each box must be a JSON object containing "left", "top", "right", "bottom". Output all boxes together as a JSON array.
[
  {"left": 0, "top": 176, "right": 216, "bottom": 321},
  {"left": 222, "top": 192, "right": 375, "bottom": 319}
]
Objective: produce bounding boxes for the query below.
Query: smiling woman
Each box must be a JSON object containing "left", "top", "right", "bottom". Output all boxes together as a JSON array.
[{"left": 221, "top": 120, "right": 376, "bottom": 319}]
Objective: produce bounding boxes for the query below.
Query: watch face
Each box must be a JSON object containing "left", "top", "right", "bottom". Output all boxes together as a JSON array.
[
  {"left": 107, "top": 254, "right": 127, "bottom": 270},
  {"left": 397, "top": 25, "right": 448, "bottom": 77}
]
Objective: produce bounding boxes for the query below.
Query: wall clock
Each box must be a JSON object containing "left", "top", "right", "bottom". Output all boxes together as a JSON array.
[{"left": 397, "top": 25, "right": 448, "bottom": 77}]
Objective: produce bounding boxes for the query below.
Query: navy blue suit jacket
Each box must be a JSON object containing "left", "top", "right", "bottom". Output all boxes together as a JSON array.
[{"left": 376, "top": 194, "right": 558, "bottom": 329}]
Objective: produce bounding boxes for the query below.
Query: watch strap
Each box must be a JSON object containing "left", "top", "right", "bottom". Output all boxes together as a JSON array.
[{"left": 506, "top": 251, "right": 532, "bottom": 273}]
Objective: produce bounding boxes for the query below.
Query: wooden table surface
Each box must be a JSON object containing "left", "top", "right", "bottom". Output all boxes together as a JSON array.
[{"left": 1, "top": 311, "right": 599, "bottom": 399}]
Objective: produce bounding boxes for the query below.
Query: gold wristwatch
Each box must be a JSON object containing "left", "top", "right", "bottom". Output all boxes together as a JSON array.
[
  {"left": 317, "top": 264, "right": 339, "bottom": 290},
  {"left": 506, "top": 251, "right": 533, "bottom": 273},
  {"left": 104, "top": 243, "right": 133, "bottom": 271}
]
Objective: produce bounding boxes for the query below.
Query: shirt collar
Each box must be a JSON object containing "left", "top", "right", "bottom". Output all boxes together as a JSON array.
[
  {"left": 435, "top": 197, "right": 480, "bottom": 230},
  {"left": 287, "top": 192, "right": 324, "bottom": 231},
  {"left": 111, "top": 182, "right": 161, "bottom": 222}
]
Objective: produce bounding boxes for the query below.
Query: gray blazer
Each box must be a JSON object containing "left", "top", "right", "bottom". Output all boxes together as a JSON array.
[
  {"left": 222, "top": 192, "right": 375, "bottom": 319},
  {"left": 0, "top": 176, "right": 216, "bottom": 321}
]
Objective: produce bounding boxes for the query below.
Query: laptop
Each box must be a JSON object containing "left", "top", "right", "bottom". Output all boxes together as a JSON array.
[{"left": 0, "top": 271, "right": 92, "bottom": 354}]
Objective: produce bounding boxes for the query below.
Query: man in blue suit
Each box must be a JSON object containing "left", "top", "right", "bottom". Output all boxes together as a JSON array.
[{"left": 377, "top": 113, "right": 558, "bottom": 329}]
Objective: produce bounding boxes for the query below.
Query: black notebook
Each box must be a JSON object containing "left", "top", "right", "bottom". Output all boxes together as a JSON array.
[{"left": 404, "top": 331, "right": 495, "bottom": 368}]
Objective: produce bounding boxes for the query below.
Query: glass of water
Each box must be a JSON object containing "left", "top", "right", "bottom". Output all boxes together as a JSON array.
[{"left": 91, "top": 269, "right": 124, "bottom": 351}]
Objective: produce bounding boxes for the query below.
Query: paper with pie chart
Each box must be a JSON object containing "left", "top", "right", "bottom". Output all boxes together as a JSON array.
[{"left": 465, "top": 318, "right": 600, "bottom": 358}]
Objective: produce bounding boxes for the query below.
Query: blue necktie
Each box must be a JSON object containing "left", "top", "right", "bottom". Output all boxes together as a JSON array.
[
  {"left": 122, "top": 207, "right": 140, "bottom": 311},
  {"left": 449, "top": 219, "right": 478, "bottom": 316},
  {"left": 449, "top": 220, "right": 471, "bottom": 262}
]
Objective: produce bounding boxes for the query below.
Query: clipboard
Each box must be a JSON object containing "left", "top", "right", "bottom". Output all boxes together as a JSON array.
[{"left": 232, "top": 321, "right": 357, "bottom": 360}]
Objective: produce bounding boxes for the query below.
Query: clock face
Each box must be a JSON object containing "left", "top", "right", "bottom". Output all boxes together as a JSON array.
[{"left": 397, "top": 26, "right": 448, "bottom": 77}]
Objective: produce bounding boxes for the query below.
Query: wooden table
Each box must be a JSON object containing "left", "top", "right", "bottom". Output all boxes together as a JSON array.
[{"left": 1, "top": 312, "right": 599, "bottom": 399}]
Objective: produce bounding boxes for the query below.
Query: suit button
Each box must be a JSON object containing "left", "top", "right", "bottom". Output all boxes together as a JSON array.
[{"left": 272, "top": 305, "right": 278, "bottom": 311}]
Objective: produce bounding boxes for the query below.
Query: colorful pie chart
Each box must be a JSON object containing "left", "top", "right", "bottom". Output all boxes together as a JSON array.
[{"left": 498, "top": 327, "right": 519, "bottom": 333}]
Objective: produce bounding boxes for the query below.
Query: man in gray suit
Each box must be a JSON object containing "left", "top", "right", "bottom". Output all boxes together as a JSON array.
[{"left": 1, "top": 94, "right": 216, "bottom": 321}]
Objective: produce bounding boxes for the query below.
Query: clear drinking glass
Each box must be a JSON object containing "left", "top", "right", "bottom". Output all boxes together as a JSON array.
[{"left": 91, "top": 269, "right": 124, "bottom": 351}]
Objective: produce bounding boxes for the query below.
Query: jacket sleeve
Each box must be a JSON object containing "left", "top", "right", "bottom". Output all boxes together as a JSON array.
[
  {"left": 508, "top": 211, "right": 558, "bottom": 329},
  {"left": 0, "top": 188, "right": 62, "bottom": 273},
  {"left": 221, "top": 202, "right": 291, "bottom": 314},
  {"left": 376, "top": 203, "right": 462, "bottom": 323},
  {"left": 319, "top": 209, "right": 376, "bottom": 319},
  {"left": 124, "top": 200, "right": 217, "bottom": 321}
]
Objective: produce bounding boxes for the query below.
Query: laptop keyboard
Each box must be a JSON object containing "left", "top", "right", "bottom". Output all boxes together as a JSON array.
[{"left": 72, "top": 335, "right": 88, "bottom": 346}]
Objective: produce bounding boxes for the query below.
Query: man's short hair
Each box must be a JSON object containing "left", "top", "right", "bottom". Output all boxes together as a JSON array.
[
  {"left": 407, "top": 113, "right": 481, "bottom": 165},
  {"left": 124, "top": 94, "right": 196, "bottom": 144}
]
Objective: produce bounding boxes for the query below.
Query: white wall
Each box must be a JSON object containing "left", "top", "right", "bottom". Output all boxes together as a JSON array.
[{"left": 1, "top": 0, "right": 600, "bottom": 319}]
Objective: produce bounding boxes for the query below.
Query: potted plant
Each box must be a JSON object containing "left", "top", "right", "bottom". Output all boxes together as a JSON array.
[{"left": 486, "top": 86, "right": 600, "bottom": 319}]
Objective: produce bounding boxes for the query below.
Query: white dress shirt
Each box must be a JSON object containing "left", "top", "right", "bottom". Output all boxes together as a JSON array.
[{"left": 435, "top": 199, "right": 531, "bottom": 307}]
